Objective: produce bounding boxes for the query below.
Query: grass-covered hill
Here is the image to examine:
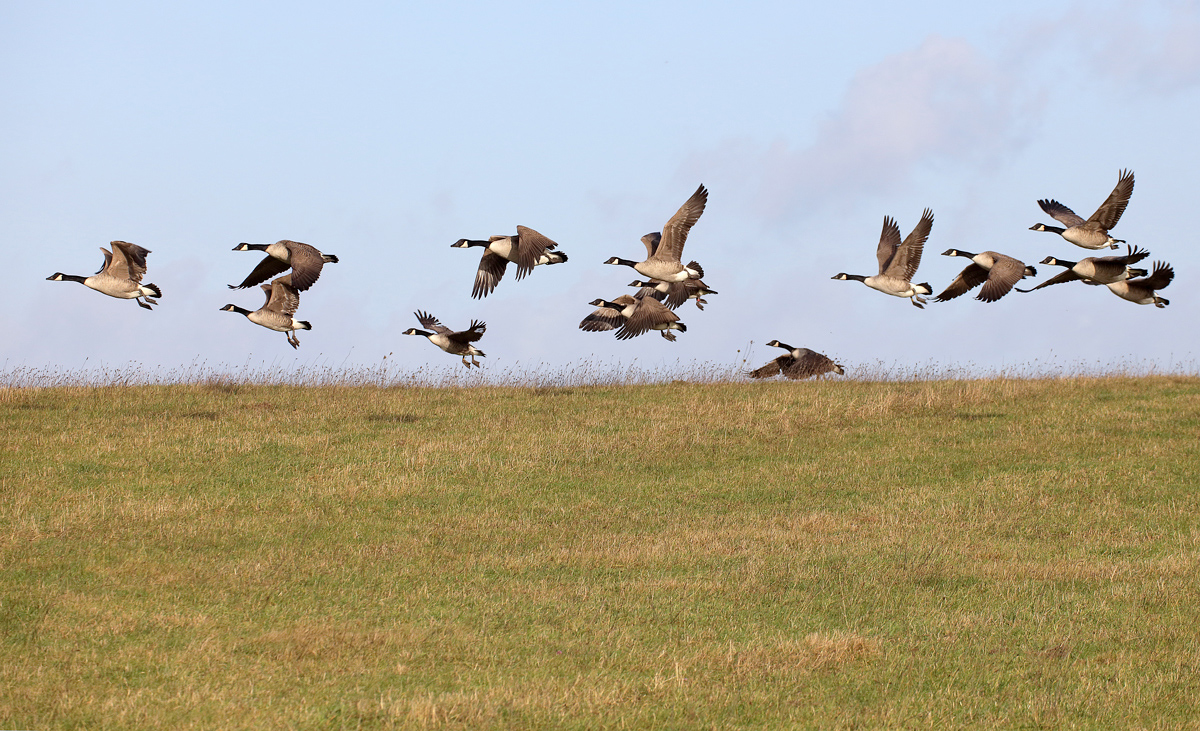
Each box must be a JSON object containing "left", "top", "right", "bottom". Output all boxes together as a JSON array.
[{"left": 3, "top": 376, "right": 1199, "bottom": 728}]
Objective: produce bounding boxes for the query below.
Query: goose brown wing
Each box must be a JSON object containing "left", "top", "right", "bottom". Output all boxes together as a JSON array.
[
  {"left": 579, "top": 303, "right": 624, "bottom": 331},
  {"left": 1116, "top": 244, "right": 1150, "bottom": 267},
  {"left": 874, "top": 216, "right": 902, "bottom": 274},
  {"left": 511, "top": 226, "right": 558, "bottom": 280},
  {"left": 654, "top": 184, "right": 707, "bottom": 262},
  {"left": 887, "top": 208, "right": 932, "bottom": 281},
  {"left": 285, "top": 242, "right": 327, "bottom": 291},
  {"left": 415, "top": 310, "right": 451, "bottom": 334},
  {"left": 976, "top": 257, "right": 1025, "bottom": 302},
  {"left": 616, "top": 295, "right": 677, "bottom": 340},
  {"left": 1138, "top": 261, "right": 1174, "bottom": 290},
  {"left": 641, "top": 232, "right": 662, "bottom": 258},
  {"left": 934, "top": 263, "right": 989, "bottom": 302},
  {"left": 230, "top": 254, "right": 290, "bottom": 290},
  {"left": 266, "top": 275, "right": 301, "bottom": 316},
  {"left": 472, "top": 251, "right": 509, "bottom": 299},
  {"left": 1088, "top": 169, "right": 1134, "bottom": 229},
  {"left": 1016, "top": 268, "right": 1083, "bottom": 293},
  {"left": 109, "top": 241, "right": 150, "bottom": 283},
  {"left": 781, "top": 349, "right": 839, "bottom": 380},
  {"left": 450, "top": 320, "right": 486, "bottom": 344},
  {"left": 748, "top": 357, "right": 785, "bottom": 379},
  {"left": 96, "top": 247, "right": 113, "bottom": 275},
  {"left": 1038, "top": 199, "right": 1086, "bottom": 228},
  {"left": 653, "top": 280, "right": 690, "bottom": 309}
]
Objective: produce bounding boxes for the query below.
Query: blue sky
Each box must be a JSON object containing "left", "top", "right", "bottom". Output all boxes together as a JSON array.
[{"left": 3, "top": 1, "right": 1197, "bottom": 379}]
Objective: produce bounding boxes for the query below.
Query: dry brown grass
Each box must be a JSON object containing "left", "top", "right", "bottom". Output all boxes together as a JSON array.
[{"left": 2, "top": 375, "right": 1199, "bottom": 728}]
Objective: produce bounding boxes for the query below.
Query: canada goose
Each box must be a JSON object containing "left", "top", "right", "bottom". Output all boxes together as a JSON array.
[
  {"left": 748, "top": 341, "right": 845, "bottom": 380},
  {"left": 934, "top": 250, "right": 1036, "bottom": 303},
  {"left": 402, "top": 310, "right": 486, "bottom": 367},
  {"left": 229, "top": 240, "right": 339, "bottom": 291},
  {"left": 604, "top": 184, "right": 707, "bottom": 282},
  {"left": 627, "top": 278, "right": 718, "bottom": 310},
  {"left": 1105, "top": 261, "right": 1173, "bottom": 307},
  {"left": 219, "top": 274, "right": 310, "bottom": 348},
  {"left": 832, "top": 209, "right": 934, "bottom": 308},
  {"left": 451, "top": 225, "right": 567, "bottom": 299},
  {"left": 579, "top": 291, "right": 687, "bottom": 341},
  {"left": 1016, "top": 245, "right": 1150, "bottom": 293},
  {"left": 47, "top": 241, "right": 161, "bottom": 310},
  {"left": 1030, "top": 169, "right": 1134, "bottom": 250}
]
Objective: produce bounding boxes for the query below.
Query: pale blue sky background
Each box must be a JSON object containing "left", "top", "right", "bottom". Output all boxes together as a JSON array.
[{"left": 3, "top": 1, "right": 1197, "bottom": 379}]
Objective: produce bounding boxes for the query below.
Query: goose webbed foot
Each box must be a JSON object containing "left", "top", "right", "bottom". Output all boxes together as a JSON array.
[
  {"left": 137, "top": 299, "right": 153, "bottom": 310},
  {"left": 911, "top": 297, "right": 926, "bottom": 309},
  {"left": 694, "top": 298, "right": 707, "bottom": 310},
  {"left": 287, "top": 332, "right": 300, "bottom": 349},
  {"left": 660, "top": 331, "right": 677, "bottom": 342}
]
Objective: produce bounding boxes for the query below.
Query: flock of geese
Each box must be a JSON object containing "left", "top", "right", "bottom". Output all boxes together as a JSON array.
[{"left": 45, "top": 169, "right": 1173, "bottom": 379}]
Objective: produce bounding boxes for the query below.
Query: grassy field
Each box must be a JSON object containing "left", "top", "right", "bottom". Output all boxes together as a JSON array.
[{"left": 2, "top": 375, "right": 1199, "bottom": 729}]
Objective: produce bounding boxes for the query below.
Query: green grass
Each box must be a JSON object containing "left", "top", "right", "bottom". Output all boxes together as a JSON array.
[{"left": 2, "top": 376, "right": 1199, "bottom": 729}]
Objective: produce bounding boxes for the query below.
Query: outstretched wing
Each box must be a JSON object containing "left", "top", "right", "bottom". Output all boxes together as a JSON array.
[
  {"left": 415, "top": 310, "right": 450, "bottom": 334},
  {"left": 1016, "top": 269, "right": 1083, "bottom": 293},
  {"left": 266, "top": 275, "right": 301, "bottom": 316},
  {"left": 616, "top": 295, "right": 677, "bottom": 340},
  {"left": 472, "top": 251, "right": 509, "bottom": 299},
  {"left": 781, "top": 349, "right": 840, "bottom": 380},
  {"left": 1088, "top": 169, "right": 1134, "bottom": 229},
  {"left": 1137, "top": 261, "right": 1174, "bottom": 291},
  {"left": 976, "top": 257, "right": 1027, "bottom": 302},
  {"left": 1038, "top": 199, "right": 1086, "bottom": 228},
  {"left": 510, "top": 226, "right": 558, "bottom": 280},
  {"left": 874, "top": 216, "right": 902, "bottom": 275},
  {"left": 934, "top": 263, "right": 989, "bottom": 302},
  {"left": 886, "top": 208, "right": 932, "bottom": 281},
  {"left": 450, "top": 320, "right": 486, "bottom": 344},
  {"left": 653, "top": 184, "right": 707, "bottom": 262},
  {"left": 579, "top": 303, "right": 623, "bottom": 332},
  {"left": 230, "top": 254, "right": 290, "bottom": 290},
  {"left": 747, "top": 357, "right": 784, "bottom": 379},
  {"left": 285, "top": 242, "right": 328, "bottom": 291},
  {"left": 641, "top": 231, "right": 662, "bottom": 258},
  {"left": 108, "top": 241, "right": 150, "bottom": 283}
]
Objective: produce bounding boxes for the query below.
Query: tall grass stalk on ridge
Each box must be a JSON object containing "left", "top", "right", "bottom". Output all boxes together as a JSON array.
[
  {"left": 2, "top": 349, "right": 1195, "bottom": 389},
  {"left": 2, "top": 375, "right": 1199, "bottom": 728}
]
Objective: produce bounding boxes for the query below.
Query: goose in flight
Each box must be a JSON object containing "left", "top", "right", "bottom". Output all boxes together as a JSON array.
[
  {"left": 748, "top": 341, "right": 845, "bottom": 380},
  {"left": 220, "top": 274, "right": 311, "bottom": 348},
  {"left": 605, "top": 184, "right": 707, "bottom": 282},
  {"left": 47, "top": 241, "right": 161, "bottom": 310},
  {"left": 402, "top": 310, "right": 487, "bottom": 367},
  {"left": 1030, "top": 169, "right": 1134, "bottom": 250},
  {"left": 934, "top": 250, "right": 1036, "bottom": 303},
  {"left": 229, "top": 240, "right": 339, "bottom": 291},
  {"left": 452, "top": 225, "right": 567, "bottom": 299},
  {"left": 832, "top": 209, "right": 934, "bottom": 308}
]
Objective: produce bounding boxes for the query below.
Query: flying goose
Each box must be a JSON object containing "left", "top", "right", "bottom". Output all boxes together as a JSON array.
[
  {"left": 1016, "top": 245, "right": 1150, "bottom": 293},
  {"left": 934, "top": 250, "right": 1036, "bottom": 303},
  {"left": 220, "top": 274, "right": 310, "bottom": 348},
  {"left": 451, "top": 225, "right": 567, "bottom": 299},
  {"left": 604, "top": 184, "right": 707, "bottom": 282},
  {"left": 627, "top": 278, "right": 718, "bottom": 310},
  {"left": 579, "top": 290, "right": 687, "bottom": 341},
  {"left": 832, "top": 209, "right": 934, "bottom": 308},
  {"left": 229, "top": 240, "right": 339, "bottom": 291},
  {"left": 47, "top": 241, "right": 161, "bottom": 310},
  {"left": 402, "top": 311, "right": 486, "bottom": 367},
  {"left": 748, "top": 341, "right": 845, "bottom": 380},
  {"left": 1030, "top": 169, "right": 1134, "bottom": 250},
  {"left": 1105, "top": 261, "right": 1173, "bottom": 307}
]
